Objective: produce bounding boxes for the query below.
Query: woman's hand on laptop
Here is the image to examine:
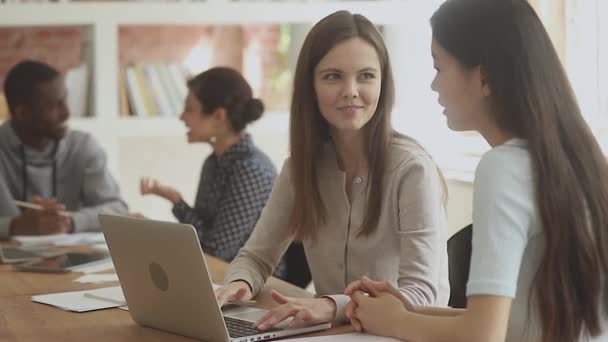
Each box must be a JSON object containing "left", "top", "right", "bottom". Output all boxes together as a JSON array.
[
  {"left": 255, "top": 290, "right": 336, "bottom": 331},
  {"left": 215, "top": 281, "right": 253, "bottom": 307}
]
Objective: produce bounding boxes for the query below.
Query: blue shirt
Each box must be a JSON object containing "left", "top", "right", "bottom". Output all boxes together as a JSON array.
[{"left": 172, "top": 133, "right": 284, "bottom": 275}]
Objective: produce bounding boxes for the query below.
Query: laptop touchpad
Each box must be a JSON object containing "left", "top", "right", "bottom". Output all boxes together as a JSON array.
[
  {"left": 223, "top": 307, "right": 267, "bottom": 322},
  {"left": 223, "top": 307, "right": 293, "bottom": 328}
]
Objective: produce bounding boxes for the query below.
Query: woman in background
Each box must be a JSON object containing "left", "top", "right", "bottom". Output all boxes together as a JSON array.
[{"left": 140, "top": 67, "right": 282, "bottom": 275}]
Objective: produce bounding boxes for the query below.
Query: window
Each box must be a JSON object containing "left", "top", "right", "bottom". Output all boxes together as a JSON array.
[{"left": 387, "top": 0, "right": 608, "bottom": 181}]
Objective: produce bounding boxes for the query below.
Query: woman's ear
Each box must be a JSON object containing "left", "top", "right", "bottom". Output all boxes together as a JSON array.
[{"left": 212, "top": 107, "right": 228, "bottom": 123}]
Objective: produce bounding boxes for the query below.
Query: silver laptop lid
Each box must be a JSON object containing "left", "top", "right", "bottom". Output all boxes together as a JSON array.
[{"left": 99, "top": 214, "right": 230, "bottom": 342}]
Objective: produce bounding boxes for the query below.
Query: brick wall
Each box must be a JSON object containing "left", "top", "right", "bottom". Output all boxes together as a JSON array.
[
  {"left": 0, "top": 24, "right": 289, "bottom": 114},
  {"left": 0, "top": 26, "right": 84, "bottom": 90}
]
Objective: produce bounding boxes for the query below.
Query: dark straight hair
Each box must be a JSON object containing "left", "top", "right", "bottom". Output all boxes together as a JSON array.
[{"left": 432, "top": 1, "right": 608, "bottom": 341}]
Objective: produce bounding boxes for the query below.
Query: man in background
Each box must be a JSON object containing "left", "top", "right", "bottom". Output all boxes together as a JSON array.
[{"left": 0, "top": 60, "right": 127, "bottom": 239}]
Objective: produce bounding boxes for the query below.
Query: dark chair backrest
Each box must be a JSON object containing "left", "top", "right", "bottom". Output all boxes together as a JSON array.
[
  {"left": 283, "top": 242, "right": 312, "bottom": 289},
  {"left": 447, "top": 224, "right": 473, "bottom": 308}
]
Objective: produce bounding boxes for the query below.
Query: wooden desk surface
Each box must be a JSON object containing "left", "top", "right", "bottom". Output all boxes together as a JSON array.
[{"left": 0, "top": 247, "right": 353, "bottom": 341}]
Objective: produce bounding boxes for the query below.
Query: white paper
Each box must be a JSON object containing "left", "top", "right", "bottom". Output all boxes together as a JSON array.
[
  {"left": 282, "top": 333, "right": 400, "bottom": 342},
  {"left": 91, "top": 243, "right": 109, "bottom": 254},
  {"left": 71, "top": 259, "right": 115, "bottom": 274},
  {"left": 74, "top": 273, "right": 119, "bottom": 284},
  {"left": 31, "top": 286, "right": 124, "bottom": 312},
  {"left": 84, "top": 286, "right": 125, "bottom": 305},
  {"left": 13, "top": 233, "right": 106, "bottom": 247}
]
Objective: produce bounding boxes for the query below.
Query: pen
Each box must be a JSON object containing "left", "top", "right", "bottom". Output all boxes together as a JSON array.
[{"left": 14, "top": 200, "right": 72, "bottom": 217}]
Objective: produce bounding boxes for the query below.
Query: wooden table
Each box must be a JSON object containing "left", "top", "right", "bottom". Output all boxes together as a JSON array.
[{"left": 0, "top": 246, "right": 352, "bottom": 341}]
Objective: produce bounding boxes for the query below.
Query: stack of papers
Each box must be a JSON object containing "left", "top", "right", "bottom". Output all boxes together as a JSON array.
[
  {"left": 31, "top": 286, "right": 125, "bottom": 312},
  {"left": 69, "top": 258, "right": 115, "bottom": 273},
  {"left": 14, "top": 233, "right": 106, "bottom": 247}
]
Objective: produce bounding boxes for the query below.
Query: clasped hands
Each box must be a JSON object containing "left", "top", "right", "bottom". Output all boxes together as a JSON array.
[{"left": 344, "top": 276, "right": 414, "bottom": 337}]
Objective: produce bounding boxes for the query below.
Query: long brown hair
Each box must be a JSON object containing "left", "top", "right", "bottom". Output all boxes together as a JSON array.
[
  {"left": 432, "top": 1, "right": 608, "bottom": 341},
  {"left": 289, "top": 10, "right": 395, "bottom": 240}
]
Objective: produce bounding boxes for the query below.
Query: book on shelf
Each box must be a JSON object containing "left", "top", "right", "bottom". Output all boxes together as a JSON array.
[
  {"left": 65, "top": 63, "right": 90, "bottom": 118},
  {"left": 118, "top": 69, "right": 130, "bottom": 117},
  {"left": 122, "top": 63, "right": 190, "bottom": 117},
  {"left": 133, "top": 64, "right": 158, "bottom": 116},
  {"left": 0, "top": 93, "right": 8, "bottom": 121},
  {"left": 124, "top": 66, "right": 147, "bottom": 117}
]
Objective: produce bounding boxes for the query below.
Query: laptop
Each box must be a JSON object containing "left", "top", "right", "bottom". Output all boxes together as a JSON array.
[{"left": 99, "top": 214, "right": 331, "bottom": 342}]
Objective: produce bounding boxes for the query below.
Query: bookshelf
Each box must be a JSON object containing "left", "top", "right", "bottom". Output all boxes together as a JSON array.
[{"left": 0, "top": 1, "right": 406, "bottom": 120}]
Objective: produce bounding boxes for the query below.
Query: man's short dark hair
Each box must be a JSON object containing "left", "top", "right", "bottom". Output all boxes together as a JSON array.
[{"left": 3, "top": 60, "right": 60, "bottom": 114}]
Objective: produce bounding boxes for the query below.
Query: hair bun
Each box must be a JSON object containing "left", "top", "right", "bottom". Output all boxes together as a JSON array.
[{"left": 244, "top": 98, "right": 264, "bottom": 123}]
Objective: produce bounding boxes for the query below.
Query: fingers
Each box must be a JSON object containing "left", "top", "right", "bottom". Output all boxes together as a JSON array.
[
  {"left": 216, "top": 283, "right": 251, "bottom": 307},
  {"left": 38, "top": 212, "right": 71, "bottom": 234},
  {"left": 345, "top": 300, "right": 363, "bottom": 332},
  {"left": 289, "top": 307, "right": 313, "bottom": 328},
  {"left": 257, "top": 291, "right": 296, "bottom": 330},
  {"left": 257, "top": 304, "right": 300, "bottom": 330},
  {"left": 344, "top": 280, "right": 362, "bottom": 296},
  {"left": 233, "top": 287, "right": 249, "bottom": 302},
  {"left": 345, "top": 277, "right": 392, "bottom": 298},
  {"left": 32, "top": 196, "right": 61, "bottom": 211},
  {"left": 129, "top": 212, "right": 146, "bottom": 219},
  {"left": 359, "top": 279, "right": 383, "bottom": 297},
  {"left": 350, "top": 290, "right": 369, "bottom": 306},
  {"left": 351, "top": 315, "right": 363, "bottom": 332},
  {"left": 216, "top": 286, "right": 237, "bottom": 307},
  {"left": 345, "top": 300, "right": 356, "bottom": 320},
  {"left": 216, "top": 290, "right": 233, "bottom": 307},
  {"left": 270, "top": 290, "right": 290, "bottom": 305},
  {"left": 140, "top": 177, "right": 159, "bottom": 195},
  {"left": 140, "top": 177, "right": 152, "bottom": 194},
  {"left": 352, "top": 306, "right": 365, "bottom": 332}
]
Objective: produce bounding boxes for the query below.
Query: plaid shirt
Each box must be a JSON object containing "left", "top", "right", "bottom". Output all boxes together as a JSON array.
[{"left": 172, "top": 133, "right": 285, "bottom": 275}]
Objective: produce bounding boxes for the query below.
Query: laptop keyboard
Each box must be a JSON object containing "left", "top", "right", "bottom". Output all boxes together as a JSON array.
[{"left": 225, "top": 316, "right": 280, "bottom": 338}]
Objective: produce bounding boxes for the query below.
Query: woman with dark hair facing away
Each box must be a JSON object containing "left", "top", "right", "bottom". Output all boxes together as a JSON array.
[
  {"left": 345, "top": 1, "right": 608, "bottom": 341},
  {"left": 215, "top": 10, "right": 450, "bottom": 330},
  {"left": 140, "top": 67, "right": 281, "bottom": 272}
]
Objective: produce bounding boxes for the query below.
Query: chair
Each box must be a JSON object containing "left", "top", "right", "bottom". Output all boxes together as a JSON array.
[
  {"left": 447, "top": 224, "right": 473, "bottom": 309},
  {"left": 283, "top": 242, "right": 312, "bottom": 289}
]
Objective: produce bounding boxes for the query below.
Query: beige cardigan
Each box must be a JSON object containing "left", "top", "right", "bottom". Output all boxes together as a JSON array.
[{"left": 224, "top": 136, "right": 450, "bottom": 323}]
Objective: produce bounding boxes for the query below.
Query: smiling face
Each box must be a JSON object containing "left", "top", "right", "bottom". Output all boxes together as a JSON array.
[
  {"left": 313, "top": 37, "right": 382, "bottom": 135},
  {"left": 179, "top": 91, "right": 219, "bottom": 143},
  {"left": 430, "top": 38, "right": 490, "bottom": 132}
]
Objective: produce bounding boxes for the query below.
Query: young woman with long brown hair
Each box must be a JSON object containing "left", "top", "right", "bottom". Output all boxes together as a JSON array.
[
  {"left": 345, "top": 1, "right": 608, "bottom": 341},
  {"left": 215, "top": 10, "right": 450, "bottom": 330}
]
